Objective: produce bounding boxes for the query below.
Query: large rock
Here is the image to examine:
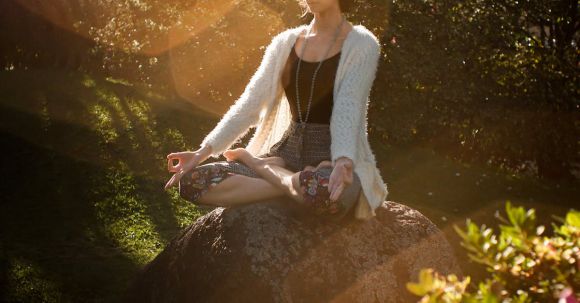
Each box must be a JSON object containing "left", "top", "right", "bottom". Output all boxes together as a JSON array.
[{"left": 124, "top": 198, "right": 462, "bottom": 303}]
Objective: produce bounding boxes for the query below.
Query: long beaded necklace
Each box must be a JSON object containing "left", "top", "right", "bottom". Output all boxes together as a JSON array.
[{"left": 294, "top": 15, "right": 346, "bottom": 156}]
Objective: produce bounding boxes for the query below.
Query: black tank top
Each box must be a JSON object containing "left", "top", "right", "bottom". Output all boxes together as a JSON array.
[{"left": 281, "top": 41, "right": 341, "bottom": 124}]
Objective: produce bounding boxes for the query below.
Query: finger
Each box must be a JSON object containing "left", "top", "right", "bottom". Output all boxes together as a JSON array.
[
  {"left": 166, "top": 169, "right": 185, "bottom": 190},
  {"left": 315, "top": 161, "right": 329, "bottom": 170},
  {"left": 166, "top": 152, "right": 186, "bottom": 159},
  {"left": 327, "top": 176, "right": 334, "bottom": 193},
  {"left": 167, "top": 160, "right": 181, "bottom": 173},
  {"left": 164, "top": 174, "right": 176, "bottom": 190},
  {"left": 330, "top": 178, "right": 338, "bottom": 194},
  {"left": 168, "top": 157, "right": 182, "bottom": 173},
  {"left": 330, "top": 184, "right": 344, "bottom": 201},
  {"left": 173, "top": 169, "right": 185, "bottom": 183},
  {"left": 330, "top": 173, "right": 341, "bottom": 193},
  {"left": 330, "top": 178, "right": 340, "bottom": 195},
  {"left": 303, "top": 165, "right": 315, "bottom": 172}
]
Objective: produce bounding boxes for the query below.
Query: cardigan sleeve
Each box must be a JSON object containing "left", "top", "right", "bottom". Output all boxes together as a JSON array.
[
  {"left": 331, "top": 36, "right": 381, "bottom": 167},
  {"left": 199, "top": 32, "right": 283, "bottom": 158}
]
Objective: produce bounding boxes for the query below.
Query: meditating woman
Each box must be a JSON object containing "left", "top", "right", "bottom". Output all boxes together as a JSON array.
[{"left": 164, "top": 0, "right": 389, "bottom": 221}]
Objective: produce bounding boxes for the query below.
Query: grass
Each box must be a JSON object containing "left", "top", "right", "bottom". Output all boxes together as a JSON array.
[
  {"left": 0, "top": 68, "right": 577, "bottom": 302},
  {"left": 0, "top": 68, "right": 214, "bottom": 302}
]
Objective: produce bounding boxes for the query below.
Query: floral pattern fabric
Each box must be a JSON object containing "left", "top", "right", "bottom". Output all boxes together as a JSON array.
[
  {"left": 178, "top": 122, "right": 360, "bottom": 219},
  {"left": 298, "top": 169, "right": 345, "bottom": 216},
  {"left": 179, "top": 164, "right": 236, "bottom": 204},
  {"left": 178, "top": 161, "right": 358, "bottom": 220}
]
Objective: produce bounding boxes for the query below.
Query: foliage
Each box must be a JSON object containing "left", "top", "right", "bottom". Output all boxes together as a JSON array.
[
  {"left": 1, "top": 0, "right": 577, "bottom": 178},
  {"left": 0, "top": 69, "right": 210, "bottom": 302},
  {"left": 406, "top": 201, "right": 580, "bottom": 302},
  {"left": 375, "top": 0, "right": 579, "bottom": 180}
]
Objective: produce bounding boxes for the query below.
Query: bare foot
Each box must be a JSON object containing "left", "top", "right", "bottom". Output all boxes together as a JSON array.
[
  {"left": 224, "top": 148, "right": 285, "bottom": 168},
  {"left": 224, "top": 148, "right": 254, "bottom": 164}
]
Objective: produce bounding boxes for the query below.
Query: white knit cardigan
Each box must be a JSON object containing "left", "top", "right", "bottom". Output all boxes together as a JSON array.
[{"left": 199, "top": 24, "right": 388, "bottom": 220}]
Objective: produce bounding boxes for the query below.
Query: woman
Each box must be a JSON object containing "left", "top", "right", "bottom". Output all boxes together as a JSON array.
[{"left": 164, "top": 0, "right": 389, "bottom": 221}]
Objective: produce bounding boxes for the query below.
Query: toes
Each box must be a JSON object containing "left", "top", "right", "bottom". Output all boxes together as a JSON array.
[{"left": 223, "top": 150, "right": 236, "bottom": 160}]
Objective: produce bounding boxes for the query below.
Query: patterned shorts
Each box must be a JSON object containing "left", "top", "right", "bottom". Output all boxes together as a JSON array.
[
  {"left": 298, "top": 166, "right": 361, "bottom": 220},
  {"left": 178, "top": 121, "right": 362, "bottom": 220},
  {"left": 178, "top": 163, "right": 236, "bottom": 204}
]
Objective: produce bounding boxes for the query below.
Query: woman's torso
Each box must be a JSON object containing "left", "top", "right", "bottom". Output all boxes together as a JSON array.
[
  {"left": 262, "top": 42, "right": 341, "bottom": 171},
  {"left": 281, "top": 40, "right": 341, "bottom": 124}
]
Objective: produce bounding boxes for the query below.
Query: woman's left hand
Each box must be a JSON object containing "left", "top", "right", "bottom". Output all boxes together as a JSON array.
[{"left": 327, "top": 157, "right": 354, "bottom": 202}]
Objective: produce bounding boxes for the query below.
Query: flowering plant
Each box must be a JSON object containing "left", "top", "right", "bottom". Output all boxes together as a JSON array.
[{"left": 407, "top": 201, "right": 580, "bottom": 302}]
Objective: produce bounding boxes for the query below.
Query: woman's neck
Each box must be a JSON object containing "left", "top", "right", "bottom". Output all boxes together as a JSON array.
[{"left": 309, "top": 10, "right": 345, "bottom": 37}]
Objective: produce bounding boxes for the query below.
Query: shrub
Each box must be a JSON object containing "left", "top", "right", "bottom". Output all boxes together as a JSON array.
[{"left": 406, "top": 201, "right": 580, "bottom": 302}]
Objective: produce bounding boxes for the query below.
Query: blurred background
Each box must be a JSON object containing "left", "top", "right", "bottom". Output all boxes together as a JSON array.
[{"left": 0, "top": 0, "right": 577, "bottom": 301}]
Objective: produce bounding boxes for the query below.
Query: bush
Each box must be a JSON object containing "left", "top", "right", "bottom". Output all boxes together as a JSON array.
[{"left": 406, "top": 201, "right": 580, "bottom": 302}]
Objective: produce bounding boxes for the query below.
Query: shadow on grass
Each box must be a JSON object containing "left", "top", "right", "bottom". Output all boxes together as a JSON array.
[{"left": 0, "top": 68, "right": 216, "bottom": 301}]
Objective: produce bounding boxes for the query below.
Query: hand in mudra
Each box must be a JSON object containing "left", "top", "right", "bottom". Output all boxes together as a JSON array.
[
  {"left": 164, "top": 151, "right": 203, "bottom": 190},
  {"left": 327, "top": 159, "right": 354, "bottom": 202}
]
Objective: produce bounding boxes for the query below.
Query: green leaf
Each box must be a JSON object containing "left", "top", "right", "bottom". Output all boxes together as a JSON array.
[
  {"left": 419, "top": 268, "right": 434, "bottom": 289},
  {"left": 405, "top": 282, "right": 426, "bottom": 295},
  {"left": 565, "top": 210, "right": 580, "bottom": 228}
]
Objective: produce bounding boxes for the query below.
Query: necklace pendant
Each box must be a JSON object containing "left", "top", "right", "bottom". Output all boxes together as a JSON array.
[
  {"left": 297, "top": 133, "right": 304, "bottom": 157},
  {"left": 296, "top": 122, "right": 306, "bottom": 156},
  {"left": 299, "top": 123, "right": 307, "bottom": 141}
]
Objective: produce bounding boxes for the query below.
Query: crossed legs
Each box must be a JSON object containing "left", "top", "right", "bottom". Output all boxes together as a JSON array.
[
  {"left": 223, "top": 148, "right": 306, "bottom": 204},
  {"left": 195, "top": 156, "right": 288, "bottom": 206},
  {"left": 196, "top": 149, "right": 332, "bottom": 207}
]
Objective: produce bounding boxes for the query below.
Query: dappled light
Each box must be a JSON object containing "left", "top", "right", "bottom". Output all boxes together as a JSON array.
[
  {"left": 10, "top": 0, "right": 291, "bottom": 116},
  {"left": 91, "top": 162, "right": 164, "bottom": 265},
  {"left": 0, "top": 0, "right": 577, "bottom": 301},
  {"left": 4, "top": 257, "right": 63, "bottom": 302},
  {"left": 170, "top": 2, "right": 287, "bottom": 116},
  {"left": 13, "top": 0, "right": 239, "bottom": 56},
  {"left": 0, "top": 68, "right": 209, "bottom": 301}
]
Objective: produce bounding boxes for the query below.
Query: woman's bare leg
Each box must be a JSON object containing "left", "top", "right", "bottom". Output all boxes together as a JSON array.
[
  {"left": 223, "top": 148, "right": 305, "bottom": 204},
  {"left": 197, "top": 157, "right": 287, "bottom": 206},
  {"left": 198, "top": 175, "right": 286, "bottom": 206}
]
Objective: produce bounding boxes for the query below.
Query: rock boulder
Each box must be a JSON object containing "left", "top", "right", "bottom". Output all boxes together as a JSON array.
[{"left": 124, "top": 198, "right": 462, "bottom": 303}]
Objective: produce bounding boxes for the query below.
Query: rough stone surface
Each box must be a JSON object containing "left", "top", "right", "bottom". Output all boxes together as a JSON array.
[{"left": 124, "top": 198, "right": 463, "bottom": 303}]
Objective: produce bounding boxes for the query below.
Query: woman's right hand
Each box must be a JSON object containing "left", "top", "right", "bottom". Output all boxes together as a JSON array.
[{"left": 165, "top": 144, "right": 212, "bottom": 190}]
